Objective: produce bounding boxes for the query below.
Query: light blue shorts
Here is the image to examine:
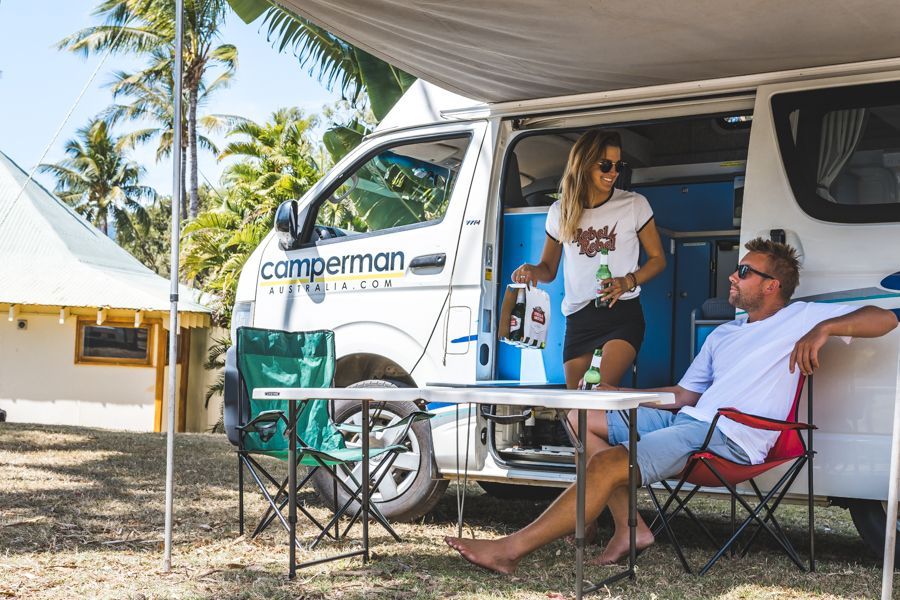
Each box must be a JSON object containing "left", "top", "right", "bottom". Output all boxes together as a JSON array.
[{"left": 606, "top": 408, "right": 750, "bottom": 486}]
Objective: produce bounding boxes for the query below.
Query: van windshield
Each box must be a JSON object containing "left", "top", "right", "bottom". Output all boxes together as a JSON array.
[{"left": 314, "top": 136, "right": 470, "bottom": 239}]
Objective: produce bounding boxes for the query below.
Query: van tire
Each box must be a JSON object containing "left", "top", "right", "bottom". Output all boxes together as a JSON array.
[
  {"left": 310, "top": 379, "right": 448, "bottom": 522},
  {"left": 847, "top": 499, "right": 900, "bottom": 567},
  {"left": 478, "top": 481, "right": 562, "bottom": 501}
]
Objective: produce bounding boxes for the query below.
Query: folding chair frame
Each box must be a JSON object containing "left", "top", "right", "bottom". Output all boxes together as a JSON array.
[
  {"left": 648, "top": 376, "right": 815, "bottom": 575},
  {"left": 236, "top": 402, "right": 415, "bottom": 558}
]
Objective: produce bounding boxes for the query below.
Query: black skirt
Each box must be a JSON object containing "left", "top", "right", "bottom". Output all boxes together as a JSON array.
[{"left": 563, "top": 297, "right": 645, "bottom": 362}]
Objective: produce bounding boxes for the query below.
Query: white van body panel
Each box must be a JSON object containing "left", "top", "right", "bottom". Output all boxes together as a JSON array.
[
  {"left": 737, "top": 71, "right": 900, "bottom": 500},
  {"left": 375, "top": 79, "right": 486, "bottom": 134}
]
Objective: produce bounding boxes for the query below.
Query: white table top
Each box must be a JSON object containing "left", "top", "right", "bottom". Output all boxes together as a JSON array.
[{"left": 252, "top": 386, "right": 675, "bottom": 411}]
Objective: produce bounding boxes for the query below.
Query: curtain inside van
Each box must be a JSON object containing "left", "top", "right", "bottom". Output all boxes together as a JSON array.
[{"left": 817, "top": 109, "right": 867, "bottom": 203}]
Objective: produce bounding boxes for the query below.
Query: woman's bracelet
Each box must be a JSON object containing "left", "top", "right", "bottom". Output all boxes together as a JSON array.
[{"left": 626, "top": 272, "right": 638, "bottom": 292}]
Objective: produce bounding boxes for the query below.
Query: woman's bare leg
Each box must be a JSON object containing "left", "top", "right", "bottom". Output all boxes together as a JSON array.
[
  {"left": 445, "top": 446, "right": 632, "bottom": 574},
  {"left": 565, "top": 339, "right": 653, "bottom": 564}
]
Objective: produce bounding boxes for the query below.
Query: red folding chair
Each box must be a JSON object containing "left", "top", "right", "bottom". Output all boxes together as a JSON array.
[{"left": 648, "top": 375, "right": 815, "bottom": 575}]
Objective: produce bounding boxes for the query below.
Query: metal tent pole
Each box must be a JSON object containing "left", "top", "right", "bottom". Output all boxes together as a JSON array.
[
  {"left": 881, "top": 337, "right": 900, "bottom": 599},
  {"left": 162, "top": 0, "right": 185, "bottom": 573}
]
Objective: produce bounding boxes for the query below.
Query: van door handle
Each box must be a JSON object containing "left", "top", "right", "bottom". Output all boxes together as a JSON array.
[{"left": 410, "top": 253, "right": 446, "bottom": 272}]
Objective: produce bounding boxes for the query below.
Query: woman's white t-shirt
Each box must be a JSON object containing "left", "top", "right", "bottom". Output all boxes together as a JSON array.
[{"left": 545, "top": 189, "right": 654, "bottom": 316}]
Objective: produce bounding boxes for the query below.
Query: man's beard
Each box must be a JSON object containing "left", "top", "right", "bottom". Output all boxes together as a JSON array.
[{"left": 729, "top": 287, "right": 763, "bottom": 312}]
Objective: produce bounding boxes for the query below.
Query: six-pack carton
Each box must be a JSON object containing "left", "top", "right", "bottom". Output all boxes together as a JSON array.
[{"left": 498, "top": 284, "right": 551, "bottom": 349}]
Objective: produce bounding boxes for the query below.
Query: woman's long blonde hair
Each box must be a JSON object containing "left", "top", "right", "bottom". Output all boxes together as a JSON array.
[{"left": 557, "top": 130, "right": 622, "bottom": 243}]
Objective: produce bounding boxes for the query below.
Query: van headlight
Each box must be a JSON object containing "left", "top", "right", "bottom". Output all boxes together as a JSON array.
[{"left": 230, "top": 301, "right": 254, "bottom": 343}]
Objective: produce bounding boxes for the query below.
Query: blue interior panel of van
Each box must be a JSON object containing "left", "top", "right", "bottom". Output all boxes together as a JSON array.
[
  {"left": 695, "top": 324, "right": 720, "bottom": 355},
  {"left": 498, "top": 181, "right": 737, "bottom": 386},
  {"left": 635, "top": 181, "right": 735, "bottom": 231},
  {"left": 497, "top": 211, "right": 566, "bottom": 384}
]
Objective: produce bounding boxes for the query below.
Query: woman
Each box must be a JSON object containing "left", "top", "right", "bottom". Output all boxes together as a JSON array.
[{"left": 510, "top": 129, "right": 665, "bottom": 563}]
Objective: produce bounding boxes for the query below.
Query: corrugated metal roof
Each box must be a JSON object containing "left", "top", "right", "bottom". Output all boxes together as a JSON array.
[{"left": 0, "top": 150, "right": 210, "bottom": 314}]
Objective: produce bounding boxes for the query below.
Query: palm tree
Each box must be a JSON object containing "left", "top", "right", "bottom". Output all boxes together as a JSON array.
[
  {"left": 59, "top": 0, "right": 237, "bottom": 219},
  {"left": 103, "top": 53, "right": 239, "bottom": 214},
  {"left": 250, "top": 6, "right": 415, "bottom": 121},
  {"left": 181, "top": 108, "right": 323, "bottom": 321},
  {"left": 218, "top": 107, "right": 322, "bottom": 217},
  {"left": 226, "top": 0, "right": 415, "bottom": 162},
  {"left": 39, "top": 119, "right": 154, "bottom": 239}
]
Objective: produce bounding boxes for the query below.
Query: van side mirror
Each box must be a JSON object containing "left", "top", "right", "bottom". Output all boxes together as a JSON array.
[{"left": 275, "top": 200, "right": 303, "bottom": 250}]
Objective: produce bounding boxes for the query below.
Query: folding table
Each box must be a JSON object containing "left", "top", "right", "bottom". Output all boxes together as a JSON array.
[{"left": 252, "top": 385, "right": 674, "bottom": 598}]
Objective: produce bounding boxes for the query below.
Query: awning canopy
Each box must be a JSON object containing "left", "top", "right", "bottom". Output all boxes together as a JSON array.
[{"left": 232, "top": 0, "right": 900, "bottom": 103}]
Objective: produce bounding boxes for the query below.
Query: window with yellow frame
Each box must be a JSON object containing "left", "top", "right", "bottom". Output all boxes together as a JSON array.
[{"left": 75, "top": 318, "right": 154, "bottom": 366}]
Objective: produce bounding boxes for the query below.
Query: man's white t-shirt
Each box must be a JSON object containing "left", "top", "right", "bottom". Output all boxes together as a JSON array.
[
  {"left": 545, "top": 189, "right": 654, "bottom": 316},
  {"left": 678, "top": 301, "right": 859, "bottom": 464}
]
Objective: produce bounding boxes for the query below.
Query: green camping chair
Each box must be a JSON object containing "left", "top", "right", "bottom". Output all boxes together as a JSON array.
[{"left": 232, "top": 326, "right": 431, "bottom": 568}]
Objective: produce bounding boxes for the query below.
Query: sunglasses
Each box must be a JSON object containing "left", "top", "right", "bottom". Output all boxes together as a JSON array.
[
  {"left": 596, "top": 159, "right": 629, "bottom": 173},
  {"left": 737, "top": 264, "right": 776, "bottom": 280}
]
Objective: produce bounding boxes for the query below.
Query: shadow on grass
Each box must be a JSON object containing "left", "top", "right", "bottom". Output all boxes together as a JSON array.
[{"left": 0, "top": 423, "right": 889, "bottom": 600}]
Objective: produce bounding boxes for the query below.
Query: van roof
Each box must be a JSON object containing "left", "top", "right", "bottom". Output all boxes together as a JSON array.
[{"left": 240, "top": 1, "right": 900, "bottom": 104}]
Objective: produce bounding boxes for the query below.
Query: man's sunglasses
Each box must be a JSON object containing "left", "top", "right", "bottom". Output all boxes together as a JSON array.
[
  {"left": 597, "top": 159, "right": 629, "bottom": 173},
  {"left": 737, "top": 264, "right": 776, "bottom": 280}
]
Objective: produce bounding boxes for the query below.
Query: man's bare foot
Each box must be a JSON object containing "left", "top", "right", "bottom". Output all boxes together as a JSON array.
[
  {"left": 444, "top": 536, "right": 520, "bottom": 575},
  {"left": 591, "top": 528, "right": 654, "bottom": 565}
]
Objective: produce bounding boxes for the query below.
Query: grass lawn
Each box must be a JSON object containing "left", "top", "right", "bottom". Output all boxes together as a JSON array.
[{"left": 0, "top": 422, "right": 894, "bottom": 599}]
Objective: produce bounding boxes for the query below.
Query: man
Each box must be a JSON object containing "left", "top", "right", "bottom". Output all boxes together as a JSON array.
[{"left": 445, "top": 238, "right": 897, "bottom": 574}]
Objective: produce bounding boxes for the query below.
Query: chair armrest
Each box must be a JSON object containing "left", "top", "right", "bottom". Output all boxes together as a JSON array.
[{"left": 717, "top": 407, "right": 814, "bottom": 432}]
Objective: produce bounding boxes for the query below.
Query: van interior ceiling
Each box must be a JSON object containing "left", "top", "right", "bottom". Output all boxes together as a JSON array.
[{"left": 492, "top": 112, "right": 753, "bottom": 467}]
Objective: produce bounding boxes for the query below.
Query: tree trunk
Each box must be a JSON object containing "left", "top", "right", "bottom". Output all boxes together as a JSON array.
[
  {"left": 188, "top": 85, "right": 199, "bottom": 220},
  {"left": 181, "top": 148, "right": 188, "bottom": 219}
]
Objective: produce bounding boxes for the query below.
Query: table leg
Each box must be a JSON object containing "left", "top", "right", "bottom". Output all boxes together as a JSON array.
[
  {"left": 362, "top": 398, "right": 370, "bottom": 563},
  {"left": 288, "top": 400, "right": 297, "bottom": 579},
  {"left": 628, "top": 407, "right": 637, "bottom": 579},
  {"left": 576, "top": 408, "right": 586, "bottom": 600}
]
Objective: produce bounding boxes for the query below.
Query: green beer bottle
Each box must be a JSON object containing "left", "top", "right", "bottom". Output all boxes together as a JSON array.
[
  {"left": 594, "top": 249, "right": 612, "bottom": 308},
  {"left": 583, "top": 348, "right": 602, "bottom": 389}
]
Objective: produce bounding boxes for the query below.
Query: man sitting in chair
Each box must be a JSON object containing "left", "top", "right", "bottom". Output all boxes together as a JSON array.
[{"left": 446, "top": 237, "right": 898, "bottom": 573}]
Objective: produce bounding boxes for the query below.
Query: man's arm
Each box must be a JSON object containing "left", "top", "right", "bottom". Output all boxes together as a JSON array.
[
  {"left": 790, "top": 305, "right": 899, "bottom": 375},
  {"left": 595, "top": 382, "right": 701, "bottom": 409}
]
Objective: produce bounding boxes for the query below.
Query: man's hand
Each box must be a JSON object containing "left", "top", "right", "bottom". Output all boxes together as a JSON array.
[{"left": 790, "top": 323, "right": 829, "bottom": 375}]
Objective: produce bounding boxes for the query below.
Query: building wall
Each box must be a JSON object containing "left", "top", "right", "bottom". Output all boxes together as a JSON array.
[
  {"left": 0, "top": 313, "right": 157, "bottom": 430},
  {"left": 157, "top": 325, "right": 227, "bottom": 433}
]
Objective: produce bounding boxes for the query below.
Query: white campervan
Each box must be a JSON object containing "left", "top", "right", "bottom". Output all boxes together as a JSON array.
[{"left": 225, "top": 2, "right": 900, "bottom": 562}]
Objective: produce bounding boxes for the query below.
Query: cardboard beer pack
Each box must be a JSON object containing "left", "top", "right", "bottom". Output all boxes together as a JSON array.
[{"left": 498, "top": 284, "right": 550, "bottom": 349}]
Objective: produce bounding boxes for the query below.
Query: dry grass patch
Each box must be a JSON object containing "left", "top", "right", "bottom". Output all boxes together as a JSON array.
[{"left": 0, "top": 423, "right": 896, "bottom": 599}]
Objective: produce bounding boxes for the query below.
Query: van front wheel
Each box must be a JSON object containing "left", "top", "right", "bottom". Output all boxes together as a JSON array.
[
  {"left": 310, "top": 379, "right": 448, "bottom": 522},
  {"left": 847, "top": 499, "right": 900, "bottom": 567}
]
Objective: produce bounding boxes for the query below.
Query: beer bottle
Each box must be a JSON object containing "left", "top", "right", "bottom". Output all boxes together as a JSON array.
[
  {"left": 509, "top": 286, "right": 526, "bottom": 341},
  {"left": 583, "top": 348, "right": 603, "bottom": 389},
  {"left": 594, "top": 249, "right": 613, "bottom": 308}
]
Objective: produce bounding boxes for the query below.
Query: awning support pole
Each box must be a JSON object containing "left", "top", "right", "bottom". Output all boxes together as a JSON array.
[
  {"left": 163, "top": 0, "right": 185, "bottom": 574},
  {"left": 881, "top": 335, "right": 900, "bottom": 599}
]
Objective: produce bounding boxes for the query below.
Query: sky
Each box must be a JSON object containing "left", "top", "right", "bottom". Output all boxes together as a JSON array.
[{"left": 0, "top": 1, "right": 343, "bottom": 194}]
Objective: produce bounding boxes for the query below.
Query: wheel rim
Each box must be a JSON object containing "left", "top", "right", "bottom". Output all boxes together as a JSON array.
[{"left": 338, "top": 407, "right": 421, "bottom": 503}]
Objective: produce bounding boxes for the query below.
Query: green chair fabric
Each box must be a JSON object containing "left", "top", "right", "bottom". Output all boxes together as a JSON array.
[{"left": 236, "top": 327, "right": 344, "bottom": 454}]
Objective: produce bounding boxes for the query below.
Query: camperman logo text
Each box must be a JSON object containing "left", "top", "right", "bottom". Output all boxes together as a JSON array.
[{"left": 259, "top": 251, "right": 405, "bottom": 294}]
